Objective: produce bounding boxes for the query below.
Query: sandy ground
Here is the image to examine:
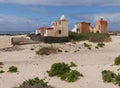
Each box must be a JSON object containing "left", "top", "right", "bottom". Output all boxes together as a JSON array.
[{"left": 0, "top": 35, "right": 120, "bottom": 88}]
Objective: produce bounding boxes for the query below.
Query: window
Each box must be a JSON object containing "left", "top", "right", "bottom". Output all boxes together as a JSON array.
[
  {"left": 56, "top": 22, "right": 57, "bottom": 26},
  {"left": 59, "top": 21, "right": 61, "bottom": 25},
  {"left": 58, "top": 30, "right": 61, "bottom": 34},
  {"left": 99, "top": 25, "right": 101, "bottom": 29}
]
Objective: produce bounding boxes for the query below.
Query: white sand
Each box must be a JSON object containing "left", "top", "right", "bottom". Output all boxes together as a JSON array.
[{"left": 0, "top": 35, "right": 120, "bottom": 88}]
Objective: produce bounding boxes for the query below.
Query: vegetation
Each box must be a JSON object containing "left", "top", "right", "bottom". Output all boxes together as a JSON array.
[
  {"left": 36, "top": 47, "right": 57, "bottom": 55},
  {"left": 47, "top": 62, "right": 83, "bottom": 82},
  {"left": 83, "top": 43, "right": 90, "bottom": 47},
  {"left": 114, "top": 56, "right": 120, "bottom": 65},
  {"left": 0, "top": 70, "right": 4, "bottom": 73},
  {"left": 61, "top": 70, "right": 83, "bottom": 82},
  {"left": 8, "top": 66, "right": 18, "bottom": 72},
  {"left": 83, "top": 43, "right": 92, "bottom": 50},
  {"left": 70, "top": 62, "right": 77, "bottom": 67},
  {"left": 69, "top": 32, "right": 111, "bottom": 42},
  {"left": 102, "top": 70, "right": 120, "bottom": 86},
  {"left": 95, "top": 46, "right": 99, "bottom": 49},
  {"left": 47, "top": 62, "right": 70, "bottom": 77},
  {"left": 31, "top": 48, "right": 35, "bottom": 50},
  {"left": 97, "top": 42, "right": 105, "bottom": 48},
  {"left": 102, "top": 70, "right": 116, "bottom": 82},
  {"left": 18, "top": 77, "right": 52, "bottom": 88}
]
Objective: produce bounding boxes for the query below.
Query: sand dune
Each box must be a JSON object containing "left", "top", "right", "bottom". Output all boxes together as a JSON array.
[{"left": 0, "top": 35, "right": 120, "bottom": 88}]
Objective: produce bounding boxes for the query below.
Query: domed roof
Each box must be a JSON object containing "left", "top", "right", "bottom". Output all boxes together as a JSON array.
[{"left": 60, "top": 15, "right": 66, "bottom": 21}]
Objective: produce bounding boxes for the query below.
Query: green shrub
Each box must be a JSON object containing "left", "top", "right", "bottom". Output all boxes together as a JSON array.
[
  {"left": 97, "top": 42, "right": 105, "bottom": 48},
  {"left": 47, "top": 62, "right": 83, "bottom": 82},
  {"left": 69, "top": 32, "right": 111, "bottom": 42},
  {"left": 36, "top": 47, "right": 57, "bottom": 55},
  {"left": 88, "top": 47, "right": 91, "bottom": 50},
  {"left": 102, "top": 70, "right": 116, "bottom": 82},
  {"left": 70, "top": 62, "right": 77, "bottom": 67},
  {"left": 31, "top": 48, "right": 34, "bottom": 50},
  {"left": 89, "top": 33, "right": 111, "bottom": 42},
  {"left": 83, "top": 43, "right": 90, "bottom": 47},
  {"left": 95, "top": 46, "right": 99, "bottom": 49},
  {"left": 47, "top": 62, "right": 70, "bottom": 77},
  {"left": 115, "top": 74, "right": 120, "bottom": 86},
  {"left": 114, "top": 56, "right": 120, "bottom": 65},
  {"left": 102, "top": 70, "right": 120, "bottom": 87},
  {"left": 61, "top": 70, "right": 83, "bottom": 82},
  {"left": 18, "top": 77, "right": 52, "bottom": 88},
  {"left": 8, "top": 66, "right": 18, "bottom": 72},
  {"left": 0, "top": 70, "right": 4, "bottom": 73},
  {"left": 69, "top": 32, "right": 90, "bottom": 41}
]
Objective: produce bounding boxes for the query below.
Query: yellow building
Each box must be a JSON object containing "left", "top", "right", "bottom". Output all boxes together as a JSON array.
[{"left": 36, "top": 15, "right": 68, "bottom": 37}]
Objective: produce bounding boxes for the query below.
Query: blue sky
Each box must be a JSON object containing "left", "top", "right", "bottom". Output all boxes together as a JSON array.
[{"left": 0, "top": 0, "right": 120, "bottom": 31}]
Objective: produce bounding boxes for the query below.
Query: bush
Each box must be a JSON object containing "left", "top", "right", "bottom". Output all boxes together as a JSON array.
[
  {"left": 114, "top": 56, "right": 120, "bottom": 65},
  {"left": 69, "top": 32, "right": 111, "bottom": 42},
  {"left": 0, "top": 70, "right": 4, "bottom": 73},
  {"left": 47, "top": 62, "right": 83, "bottom": 82},
  {"left": 36, "top": 47, "right": 57, "bottom": 55},
  {"left": 83, "top": 43, "right": 91, "bottom": 50},
  {"left": 8, "top": 66, "right": 18, "bottom": 72},
  {"left": 115, "top": 74, "right": 120, "bottom": 86},
  {"left": 47, "top": 62, "right": 70, "bottom": 77},
  {"left": 69, "top": 32, "right": 90, "bottom": 41},
  {"left": 31, "top": 48, "right": 34, "bottom": 50},
  {"left": 97, "top": 42, "right": 105, "bottom": 48},
  {"left": 61, "top": 70, "right": 83, "bottom": 82},
  {"left": 95, "top": 46, "right": 99, "bottom": 49},
  {"left": 83, "top": 43, "right": 90, "bottom": 47},
  {"left": 70, "top": 62, "right": 77, "bottom": 67},
  {"left": 18, "top": 77, "right": 52, "bottom": 88},
  {"left": 89, "top": 33, "right": 111, "bottom": 42},
  {"left": 102, "top": 70, "right": 120, "bottom": 87},
  {"left": 102, "top": 70, "right": 116, "bottom": 82}
]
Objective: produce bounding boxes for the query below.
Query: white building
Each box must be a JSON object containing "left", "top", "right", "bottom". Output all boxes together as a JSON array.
[{"left": 36, "top": 15, "right": 68, "bottom": 37}]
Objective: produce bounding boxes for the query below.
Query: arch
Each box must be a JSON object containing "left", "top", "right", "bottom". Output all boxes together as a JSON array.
[{"left": 96, "top": 31, "right": 99, "bottom": 33}]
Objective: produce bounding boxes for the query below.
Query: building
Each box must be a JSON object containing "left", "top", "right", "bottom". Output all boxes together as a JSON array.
[
  {"left": 36, "top": 15, "right": 68, "bottom": 37},
  {"left": 94, "top": 18, "right": 108, "bottom": 33},
  {"left": 72, "top": 22, "right": 93, "bottom": 33},
  {"left": 72, "top": 18, "right": 108, "bottom": 33}
]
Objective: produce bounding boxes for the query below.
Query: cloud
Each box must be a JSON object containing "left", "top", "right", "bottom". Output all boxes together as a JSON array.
[
  {"left": 73, "top": 12, "right": 120, "bottom": 23},
  {"left": 0, "top": 14, "right": 46, "bottom": 31},
  {"left": 72, "top": 12, "right": 120, "bottom": 30},
  {"left": 0, "top": 0, "right": 120, "bottom": 6}
]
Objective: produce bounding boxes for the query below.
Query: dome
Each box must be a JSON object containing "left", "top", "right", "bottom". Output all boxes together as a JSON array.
[{"left": 60, "top": 15, "right": 66, "bottom": 20}]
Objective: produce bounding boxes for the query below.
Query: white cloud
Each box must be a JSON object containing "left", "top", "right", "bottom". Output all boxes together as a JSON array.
[
  {"left": 73, "top": 13, "right": 120, "bottom": 23},
  {"left": 0, "top": 0, "right": 120, "bottom": 6},
  {"left": 0, "top": 14, "right": 44, "bottom": 31}
]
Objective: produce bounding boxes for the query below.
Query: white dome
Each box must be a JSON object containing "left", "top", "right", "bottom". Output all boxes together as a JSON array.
[{"left": 60, "top": 15, "right": 66, "bottom": 20}]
